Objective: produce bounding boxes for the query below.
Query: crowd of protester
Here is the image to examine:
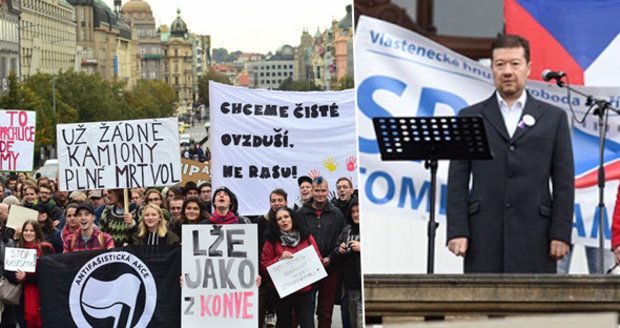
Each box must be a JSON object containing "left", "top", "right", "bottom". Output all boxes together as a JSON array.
[{"left": 0, "top": 171, "right": 361, "bottom": 328}]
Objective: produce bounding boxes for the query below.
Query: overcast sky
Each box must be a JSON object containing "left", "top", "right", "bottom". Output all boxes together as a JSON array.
[{"left": 104, "top": 0, "right": 352, "bottom": 53}]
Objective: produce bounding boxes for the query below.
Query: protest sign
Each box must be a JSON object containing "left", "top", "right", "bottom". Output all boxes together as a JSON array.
[
  {"left": 181, "top": 158, "right": 210, "bottom": 185},
  {"left": 39, "top": 246, "right": 181, "bottom": 327},
  {"left": 182, "top": 224, "right": 258, "bottom": 328},
  {"left": 355, "top": 16, "right": 620, "bottom": 273},
  {"left": 7, "top": 205, "right": 38, "bottom": 230},
  {"left": 210, "top": 82, "right": 357, "bottom": 215},
  {"left": 56, "top": 118, "right": 181, "bottom": 191},
  {"left": 0, "top": 110, "right": 36, "bottom": 171},
  {"left": 266, "top": 245, "right": 327, "bottom": 298},
  {"left": 4, "top": 247, "right": 37, "bottom": 273}
]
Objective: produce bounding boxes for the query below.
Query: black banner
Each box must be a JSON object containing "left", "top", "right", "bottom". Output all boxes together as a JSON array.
[{"left": 39, "top": 245, "right": 181, "bottom": 327}]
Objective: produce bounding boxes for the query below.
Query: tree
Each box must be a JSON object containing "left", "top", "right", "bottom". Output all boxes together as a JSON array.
[
  {"left": 126, "top": 80, "right": 176, "bottom": 119},
  {"left": 333, "top": 75, "right": 354, "bottom": 90},
  {"left": 0, "top": 74, "right": 56, "bottom": 148},
  {"left": 212, "top": 48, "right": 229, "bottom": 63},
  {"left": 53, "top": 71, "right": 133, "bottom": 122},
  {"left": 197, "top": 69, "right": 232, "bottom": 107},
  {"left": 278, "top": 77, "right": 322, "bottom": 91}
]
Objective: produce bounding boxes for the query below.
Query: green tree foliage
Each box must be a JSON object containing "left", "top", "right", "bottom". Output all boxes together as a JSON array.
[
  {"left": 53, "top": 71, "right": 133, "bottom": 122},
  {"left": 0, "top": 74, "right": 58, "bottom": 147},
  {"left": 278, "top": 77, "right": 322, "bottom": 91},
  {"left": 1, "top": 72, "right": 178, "bottom": 152},
  {"left": 125, "top": 80, "right": 176, "bottom": 119},
  {"left": 333, "top": 75, "right": 354, "bottom": 91},
  {"left": 197, "top": 69, "right": 232, "bottom": 107},
  {"left": 212, "top": 48, "right": 229, "bottom": 63}
]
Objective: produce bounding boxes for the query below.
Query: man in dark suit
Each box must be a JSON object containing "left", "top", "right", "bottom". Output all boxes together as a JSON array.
[{"left": 446, "top": 34, "right": 574, "bottom": 273}]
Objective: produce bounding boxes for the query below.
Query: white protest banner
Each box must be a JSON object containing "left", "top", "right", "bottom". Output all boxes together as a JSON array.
[
  {"left": 4, "top": 247, "right": 37, "bottom": 273},
  {"left": 355, "top": 16, "right": 620, "bottom": 273},
  {"left": 210, "top": 82, "right": 357, "bottom": 215},
  {"left": 0, "top": 110, "right": 36, "bottom": 171},
  {"left": 7, "top": 205, "right": 38, "bottom": 230},
  {"left": 56, "top": 118, "right": 181, "bottom": 191},
  {"left": 266, "top": 245, "right": 327, "bottom": 298},
  {"left": 182, "top": 224, "right": 258, "bottom": 328}
]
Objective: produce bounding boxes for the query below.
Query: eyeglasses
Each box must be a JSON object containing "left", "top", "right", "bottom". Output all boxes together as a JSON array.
[{"left": 39, "top": 191, "right": 51, "bottom": 195}]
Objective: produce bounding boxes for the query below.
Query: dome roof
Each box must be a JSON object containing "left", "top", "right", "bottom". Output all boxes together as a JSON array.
[
  {"left": 337, "top": 5, "right": 352, "bottom": 30},
  {"left": 121, "top": 0, "right": 151, "bottom": 13},
  {"left": 170, "top": 8, "right": 188, "bottom": 37}
]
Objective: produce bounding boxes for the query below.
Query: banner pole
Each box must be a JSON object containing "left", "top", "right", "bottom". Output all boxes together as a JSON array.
[{"left": 123, "top": 188, "right": 129, "bottom": 214}]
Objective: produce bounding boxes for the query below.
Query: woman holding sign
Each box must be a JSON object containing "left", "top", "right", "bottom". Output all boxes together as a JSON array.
[
  {"left": 261, "top": 206, "right": 321, "bottom": 328},
  {"left": 131, "top": 204, "right": 179, "bottom": 246},
  {"left": 8, "top": 220, "right": 54, "bottom": 328}
]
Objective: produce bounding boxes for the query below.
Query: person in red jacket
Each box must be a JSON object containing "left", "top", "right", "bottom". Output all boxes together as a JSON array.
[
  {"left": 261, "top": 206, "right": 322, "bottom": 328},
  {"left": 10, "top": 220, "right": 55, "bottom": 328},
  {"left": 611, "top": 185, "right": 620, "bottom": 264}
]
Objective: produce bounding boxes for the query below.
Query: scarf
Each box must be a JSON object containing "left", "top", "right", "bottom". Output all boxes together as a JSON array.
[
  {"left": 279, "top": 230, "right": 301, "bottom": 247},
  {"left": 23, "top": 241, "right": 49, "bottom": 328},
  {"left": 210, "top": 211, "right": 238, "bottom": 225},
  {"left": 62, "top": 224, "right": 77, "bottom": 243}
]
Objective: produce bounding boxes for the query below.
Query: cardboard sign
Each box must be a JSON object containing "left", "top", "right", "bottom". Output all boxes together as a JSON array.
[
  {"left": 182, "top": 224, "right": 258, "bottom": 328},
  {"left": 7, "top": 205, "right": 38, "bottom": 230},
  {"left": 0, "top": 110, "right": 36, "bottom": 171},
  {"left": 266, "top": 245, "right": 327, "bottom": 298},
  {"left": 56, "top": 118, "right": 181, "bottom": 191},
  {"left": 181, "top": 158, "right": 210, "bottom": 185},
  {"left": 4, "top": 247, "right": 37, "bottom": 272}
]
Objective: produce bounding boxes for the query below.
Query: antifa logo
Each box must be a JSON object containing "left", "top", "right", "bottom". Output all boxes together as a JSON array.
[{"left": 69, "top": 252, "right": 157, "bottom": 328}]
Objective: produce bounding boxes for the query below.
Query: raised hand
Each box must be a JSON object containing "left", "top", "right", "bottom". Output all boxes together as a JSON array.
[
  {"left": 323, "top": 156, "right": 338, "bottom": 172},
  {"left": 346, "top": 156, "right": 357, "bottom": 172}
]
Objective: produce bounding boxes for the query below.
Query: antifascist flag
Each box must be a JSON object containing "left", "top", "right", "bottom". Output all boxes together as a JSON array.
[{"left": 38, "top": 245, "right": 181, "bottom": 328}]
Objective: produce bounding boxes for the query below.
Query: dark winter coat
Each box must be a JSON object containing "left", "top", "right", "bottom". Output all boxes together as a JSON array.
[{"left": 447, "top": 92, "right": 574, "bottom": 273}]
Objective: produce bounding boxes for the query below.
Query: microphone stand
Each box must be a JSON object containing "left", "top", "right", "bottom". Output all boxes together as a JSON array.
[{"left": 551, "top": 78, "right": 620, "bottom": 273}]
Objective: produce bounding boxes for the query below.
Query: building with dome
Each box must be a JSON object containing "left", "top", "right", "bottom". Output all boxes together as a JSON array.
[
  {"left": 19, "top": 0, "right": 76, "bottom": 78},
  {"left": 333, "top": 4, "right": 353, "bottom": 82},
  {"left": 69, "top": 0, "right": 138, "bottom": 86},
  {"left": 122, "top": 0, "right": 163, "bottom": 80},
  {"left": 162, "top": 8, "right": 194, "bottom": 108}
]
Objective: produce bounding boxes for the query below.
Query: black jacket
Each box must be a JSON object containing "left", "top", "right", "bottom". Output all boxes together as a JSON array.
[
  {"left": 335, "top": 224, "right": 360, "bottom": 290},
  {"left": 296, "top": 199, "right": 345, "bottom": 260}
]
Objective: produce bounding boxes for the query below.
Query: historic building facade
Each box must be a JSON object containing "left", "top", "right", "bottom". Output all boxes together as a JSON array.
[
  {"left": 0, "top": 0, "right": 20, "bottom": 94},
  {"left": 69, "top": 0, "right": 137, "bottom": 86},
  {"left": 121, "top": 0, "right": 162, "bottom": 81},
  {"left": 162, "top": 9, "right": 193, "bottom": 107},
  {"left": 20, "top": 0, "right": 76, "bottom": 78}
]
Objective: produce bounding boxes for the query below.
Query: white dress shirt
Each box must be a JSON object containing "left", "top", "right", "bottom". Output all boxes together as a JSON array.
[{"left": 496, "top": 91, "right": 527, "bottom": 138}]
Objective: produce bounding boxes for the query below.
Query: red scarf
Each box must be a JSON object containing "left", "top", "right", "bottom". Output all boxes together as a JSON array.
[
  {"left": 210, "top": 211, "right": 238, "bottom": 225},
  {"left": 23, "top": 241, "right": 52, "bottom": 328}
]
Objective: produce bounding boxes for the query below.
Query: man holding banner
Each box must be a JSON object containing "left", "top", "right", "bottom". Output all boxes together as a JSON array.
[{"left": 447, "top": 34, "right": 575, "bottom": 273}]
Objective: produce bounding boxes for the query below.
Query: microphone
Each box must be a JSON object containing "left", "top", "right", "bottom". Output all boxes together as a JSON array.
[{"left": 541, "top": 69, "right": 566, "bottom": 82}]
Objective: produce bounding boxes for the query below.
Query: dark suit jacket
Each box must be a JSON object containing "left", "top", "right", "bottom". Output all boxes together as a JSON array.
[{"left": 447, "top": 92, "right": 574, "bottom": 273}]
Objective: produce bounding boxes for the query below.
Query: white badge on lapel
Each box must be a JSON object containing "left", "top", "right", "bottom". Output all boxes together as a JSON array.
[{"left": 521, "top": 114, "right": 536, "bottom": 127}]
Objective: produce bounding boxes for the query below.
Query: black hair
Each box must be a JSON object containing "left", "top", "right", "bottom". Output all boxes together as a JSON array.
[
  {"left": 265, "top": 206, "right": 310, "bottom": 242},
  {"left": 491, "top": 34, "right": 530, "bottom": 63}
]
